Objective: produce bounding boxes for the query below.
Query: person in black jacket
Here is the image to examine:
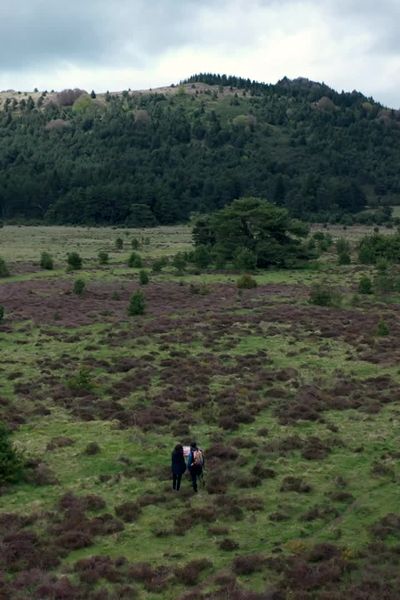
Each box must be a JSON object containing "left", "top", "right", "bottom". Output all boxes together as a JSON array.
[{"left": 171, "top": 443, "right": 186, "bottom": 491}]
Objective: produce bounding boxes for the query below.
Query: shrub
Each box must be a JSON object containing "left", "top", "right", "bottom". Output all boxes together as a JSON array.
[
  {"left": 131, "top": 238, "right": 140, "bottom": 250},
  {"left": 67, "top": 368, "right": 93, "bottom": 393},
  {"left": 232, "top": 554, "right": 265, "bottom": 575},
  {"left": 237, "top": 274, "right": 257, "bottom": 289},
  {"left": 172, "top": 252, "right": 187, "bottom": 274},
  {"left": 128, "top": 290, "right": 145, "bottom": 316},
  {"left": 336, "top": 237, "right": 350, "bottom": 254},
  {"left": 152, "top": 257, "right": 168, "bottom": 273},
  {"left": 26, "top": 462, "right": 58, "bottom": 486},
  {"left": 0, "top": 422, "right": 24, "bottom": 485},
  {"left": 189, "top": 282, "right": 209, "bottom": 295},
  {"left": 67, "top": 252, "right": 82, "bottom": 270},
  {"left": 337, "top": 251, "right": 351, "bottom": 265},
  {"left": 315, "top": 233, "right": 333, "bottom": 253},
  {"left": 73, "top": 279, "right": 85, "bottom": 295},
  {"left": 115, "top": 501, "right": 141, "bottom": 522},
  {"left": 40, "top": 252, "right": 54, "bottom": 270},
  {"left": 374, "top": 271, "right": 395, "bottom": 294},
  {"left": 376, "top": 257, "right": 389, "bottom": 272},
  {"left": 0, "top": 257, "right": 10, "bottom": 277},
  {"left": 376, "top": 319, "right": 389, "bottom": 336},
  {"left": 46, "top": 437, "right": 75, "bottom": 451},
  {"left": 139, "top": 270, "right": 149, "bottom": 285},
  {"left": 191, "top": 245, "right": 212, "bottom": 269},
  {"left": 280, "top": 476, "right": 311, "bottom": 493},
  {"left": 174, "top": 559, "right": 212, "bottom": 586},
  {"left": 98, "top": 251, "right": 109, "bottom": 265},
  {"left": 309, "top": 284, "right": 342, "bottom": 307},
  {"left": 115, "top": 237, "right": 123, "bottom": 250},
  {"left": 128, "top": 252, "right": 143, "bottom": 268},
  {"left": 219, "top": 538, "right": 239, "bottom": 551},
  {"left": 358, "top": 275, "right": 373, "bottom": 294},
  {"left": 0, "top": 305, "right": 4, "bottom": 323},
  {"left": 84, "top": 442, "right": 101, "bottom": 455},
  {"left": 358, "top": 233, "right": 400, "bottom": 264}
]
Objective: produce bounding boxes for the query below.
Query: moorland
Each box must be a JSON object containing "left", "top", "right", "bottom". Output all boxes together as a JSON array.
[{"left": 1, "top": 223, "right": 400, "bottom": 599}]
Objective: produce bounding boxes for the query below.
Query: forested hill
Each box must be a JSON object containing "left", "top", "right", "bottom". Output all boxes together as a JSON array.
[{"left": 1, "top": 73, "right": 400, "bottom": 226}]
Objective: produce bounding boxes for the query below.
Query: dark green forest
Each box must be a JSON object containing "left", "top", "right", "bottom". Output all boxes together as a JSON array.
[{"left": 1, "top": 73, "right": 400, "bottom": 225}]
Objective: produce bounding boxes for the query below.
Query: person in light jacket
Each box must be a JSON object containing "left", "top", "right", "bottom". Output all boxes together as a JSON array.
[{"left": 187, "top": 441, "right": 204, "bottom": 493}]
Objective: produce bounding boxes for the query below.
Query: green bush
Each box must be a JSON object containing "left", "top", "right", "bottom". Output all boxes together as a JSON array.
[
  {"left": 0, "top": 258, "right": 10, "bottom": 277},
  {"left": 128, "top": 290, "right": 145, "bottom": 315},
  {"left": 337, "top": 251, "right": 351, "bottom": 265},
  {"left": 139, "top": 270, "right": 149, "bottom": 285},
  {"left": 190, "top": 282, "right": 210, "bottom": 295},
  {"left": 191, "top": 245, "right": 212, "bottom": 269},
  {"left": 376, "top": 319, "right": 389, "bottom": 336},
  {"left": 309, "top": 284, "right": 342, "bottom": 307},
  {"left": 0, "top": 423, "right": 24, "bottom": 485},
  {"left": 40, "top": 251, "right": 54, "bottom": 270},
  {"left": 358, "top": 275, "right": 373, "bottom": 294},
  {"left": 152, "top": 257, "right": 168, "bottom": 273},
  {"left": 131, "top": 238, "right": 140, "bottom": 250},
  {"left": 67, "top": 252, "right": 82, "bottom": 270},
  {"left": 358, "top": 233, "right": 400, "bottom": 265},
  {"left": 373, "top": 271, "right": 395, "bottom": 294},
  {"left": 67, "top": 368, "right": 93, "bottom": 392},
  {"left": 98, "top": 251, "right": 109, "bottom": 265},
  {"left": 73, "top": 279, "right": 86, "bottom": 295},
  {"left": 128, "top": 252, "right": 143, "bottom": 268},
  {"left": 115, "top": 237, "right": 123, "bottom": 250},
  {"left": 172, "top": 252, "right": 187, "bottom": 274},
  {"left": 376, "top": 258, "right": 389, "bottom": 273},
  {"left": 336, "top": 237, "right": 350, "bottom": 254},
  {"left": 314, "top": 232, "right": 333, "bottom": 253},
  {"left": 237, "top": 274, "right": 257, "bottom": 289}
]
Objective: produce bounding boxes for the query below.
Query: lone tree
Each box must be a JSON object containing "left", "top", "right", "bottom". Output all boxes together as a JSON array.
[
  {"left": 40, "top": 252, "right": 54, "bottom": 270},
  {"left": 67, "top": 252, "right": 82, "bottom": 270},
  {"left": 128, "top": 290, "right": 145, "bottom": 315},
  {"left": 0, "top": 423, "right": 24, "bottom": 485},
  {"left": 193, "top": 197, "right": 310, "bottom": 268},
  {"left": 0, "top": 258, "right": 10, "bottom": 277}
]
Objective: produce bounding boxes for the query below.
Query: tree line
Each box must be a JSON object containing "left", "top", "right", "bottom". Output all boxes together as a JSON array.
[{"left": 1, "top": 74, "right": 400, "bottom": 225}]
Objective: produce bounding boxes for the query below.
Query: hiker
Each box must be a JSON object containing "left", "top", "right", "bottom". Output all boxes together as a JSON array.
[
  {"left": 187, "top": 441, "right": 204, "bottom": 493},
  {"left": 171, "top": 443, "right": 186, "bottom": 491}
]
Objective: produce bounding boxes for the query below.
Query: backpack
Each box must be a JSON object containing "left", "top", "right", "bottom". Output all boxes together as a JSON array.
[{"left": 192, "top": 449, "right": 204, "bottom": 467}]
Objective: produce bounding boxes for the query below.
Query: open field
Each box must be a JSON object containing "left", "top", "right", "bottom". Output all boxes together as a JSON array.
[{"left": 1, "top": 225, "right": 400, "bottom": 599}]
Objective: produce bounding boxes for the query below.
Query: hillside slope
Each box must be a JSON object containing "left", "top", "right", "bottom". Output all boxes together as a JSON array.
[{"left": 1, "top": 74, "right": 400, "bottom": 225}]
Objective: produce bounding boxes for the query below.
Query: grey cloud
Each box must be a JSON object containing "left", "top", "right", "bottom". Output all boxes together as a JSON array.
[
  {"left": 0, "top": 0, "right": 208, "bottom": 70},
  {"left": 1, "top": 0, "right": 400, "bottom": 106}
]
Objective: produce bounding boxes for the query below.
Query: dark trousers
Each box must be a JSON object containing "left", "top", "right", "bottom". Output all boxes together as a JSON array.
[
  {"left": 189, "top": 466, "right": 202, "bottom": 492},
  {"left": 173, "top": 473, "right": 183, "bottom": 490}
]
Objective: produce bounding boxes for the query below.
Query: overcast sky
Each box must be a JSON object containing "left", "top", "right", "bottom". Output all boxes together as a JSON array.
[{"left": 1, "top": 0, "right": 400, "bottom": 107}]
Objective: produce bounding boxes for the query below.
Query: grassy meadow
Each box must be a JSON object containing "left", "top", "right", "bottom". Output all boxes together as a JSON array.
[{"left": 1, "top": 224, "right": 400, "bottom": 599}]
